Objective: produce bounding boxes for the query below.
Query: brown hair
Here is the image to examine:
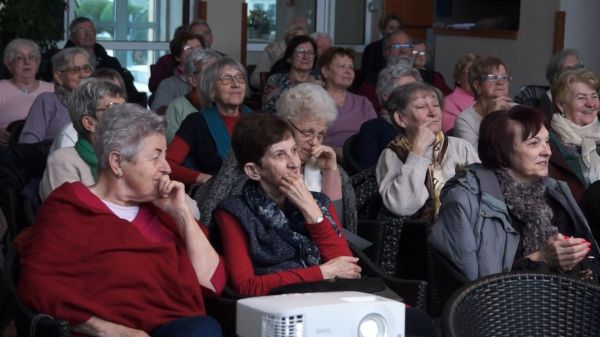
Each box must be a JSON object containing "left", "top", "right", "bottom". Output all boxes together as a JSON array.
[
  {"left": 468, "top": 56, "right": 509, "bottom": 99},
  {"left": 478, "top": 106, "right": 547, "bottom": 169},
  {"left": 317, "top": 47, "right": 355, "bottom": 73},
  {"left": 232, "top": 113, "right": 294, "bottom": 168}
]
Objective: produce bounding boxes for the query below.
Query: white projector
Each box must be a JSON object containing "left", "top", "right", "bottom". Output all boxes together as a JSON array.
[{"left": 236, "top": 291, "right": 405, "bottom": 337}]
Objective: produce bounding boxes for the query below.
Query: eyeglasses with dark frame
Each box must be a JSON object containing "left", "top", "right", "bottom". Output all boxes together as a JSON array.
[
  {"left": 60, "top": 64, "right": 94, "bottom": 75},
  {"left": 288, "top": 121, "right": 325, "bottom": 142},
  {"left": 217, "top": 74, "right": 246, "bottom": 85}
]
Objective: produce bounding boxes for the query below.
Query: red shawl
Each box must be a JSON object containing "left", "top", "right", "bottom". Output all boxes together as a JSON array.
[{"left": 18, "top": 182, "right": 209, "bottom": 332}]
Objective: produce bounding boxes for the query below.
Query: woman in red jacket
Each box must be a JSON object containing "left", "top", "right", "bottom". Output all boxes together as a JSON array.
[{"left": 214, "top": 113, "right": 361, "bottom": 296}]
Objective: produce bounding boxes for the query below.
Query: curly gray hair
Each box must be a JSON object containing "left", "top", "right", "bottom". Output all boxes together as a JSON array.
[
  {"left": 3, "top": 38, "right": 41, "bottom": 66},
  {"left": 376, "top": 63, "right": 422, "bottom": 106},
  {"left": 275, "top": 83, "right": 338, "bottom": 125},
  {"left": 94, "top": 103, "right": 166, "bottom": 173},
  {"left": 184, "top": 48, "right": 221, "bottom": 77}
]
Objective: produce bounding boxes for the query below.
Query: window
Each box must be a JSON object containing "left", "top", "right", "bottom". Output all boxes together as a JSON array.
[
  {"left": 246, "top": 0, "right": 370, "bottom": 53},
  {"left": 69, "top": 0, "right": 183, "bottom": 94}
]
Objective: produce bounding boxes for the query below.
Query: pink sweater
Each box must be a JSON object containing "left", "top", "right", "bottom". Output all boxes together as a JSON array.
[
  {"left": 442, "top": 86, "right": 474, "bottom": 132},
  {"left": 0, "top": 80, "right": 54, "bottom": 128}
]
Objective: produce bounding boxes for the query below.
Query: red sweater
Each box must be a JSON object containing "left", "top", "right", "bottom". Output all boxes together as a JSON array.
[
  {"left": 18, "top": 182, "right": 225, "bottom": 334},
  {"left": 215, "top": 204, "right": 353, "bottom": 296}
]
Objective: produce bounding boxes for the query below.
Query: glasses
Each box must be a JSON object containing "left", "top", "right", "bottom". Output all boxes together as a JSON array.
[
  {"left": 387, "top": 43, "right": 413, "bottom": 50},
  {"left": 412, "top": 50, "right": 427, "bottom": 57},
  {"left": 74, "top": 28, "right": 96, "bottom": 35},
  {"left": 217, "top": 74, "right": 246, "bottom": 85},
  {"left": 484, "top": 74, "right": 512, "bottom": 82},
  {"left": 294, "top": 48, "right": 315, "bottom": 57},
  {"left": 289, "top": 121, "right": 325, "bottom": 142},
  {"left": 60, "top": 64, "right": 94, "bottom": 75},
  {"left": 13, "top": 54, "right": 39, "bottom": 63},
  {"left": 564, "top": 63, "right": 584, "bottom": 70}
]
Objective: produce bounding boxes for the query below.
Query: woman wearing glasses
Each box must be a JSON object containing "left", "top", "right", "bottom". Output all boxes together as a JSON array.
[
  {"left": 261, "top": 35, "right": 320, "bottom": 114},
  {"left": 319, "top": 47, "right": 377, "bottom": 157},
  {"left": 167, "top": 57, "right": 251, "bottom": 185},
  {"left": 195, "top": 83, "right": 356, "bottom": 234},
  {"left": 0, "top": 39, "right": 54, "bottom": 147},
  {"left": 19, "top": 47, "right": 93, "bottom": 143},
  {"left": 453, "top": 56, "right": 515, "bottom": 147}
]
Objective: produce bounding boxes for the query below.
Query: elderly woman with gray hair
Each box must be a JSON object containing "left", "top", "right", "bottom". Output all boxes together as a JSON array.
[
  {"left": 164, "top": 48, "right": 221, "bottom": 143},
  {"left": 167, "top": 56, "right": 251, "bottom": 185},
  {"left": 377, "top": 83, "right": 479, "bottom": 219},
  {"left": 0, "top": 38, "right": 54, "bottom": 146},
  {"left": 20, "top": 103, "right": 225, "bottom": 337},
  {"left": 355, "top": 64, "right": 422, "bottom": 169},
  {"left": 39, "top": 78, "right": 126, "bottom": 200},
  {"left": 19, "top": 47, "right": 93, "bottom": 144},
  {"left": 195, "top": 82, "right": 357, "bottom": 233}
]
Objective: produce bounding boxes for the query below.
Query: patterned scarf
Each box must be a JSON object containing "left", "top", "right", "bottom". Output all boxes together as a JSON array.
[
  {"left": 219, "top": 181, "right": 340, "bottom": 275},
  {"left": 388, "top": 131, "right": 447, "bottom": 220},
  {"left": 495, "top": 169, "right": 558, "bottom": 255}
]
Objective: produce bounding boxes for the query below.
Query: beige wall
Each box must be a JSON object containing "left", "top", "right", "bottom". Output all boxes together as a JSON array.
[
  {"left": 561, "top": 0, "right": 600, "bottom": 76},
  {"left": 433, "top": 0, "right": 561, "bottom": 97},
  {"left": 205, "top": 0, "right": 244, "bottom": 59}
]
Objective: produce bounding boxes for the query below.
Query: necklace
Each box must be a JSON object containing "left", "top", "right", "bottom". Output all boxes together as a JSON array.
[{"left": 10, "top": 79, "right": 39, "bottom": 94}]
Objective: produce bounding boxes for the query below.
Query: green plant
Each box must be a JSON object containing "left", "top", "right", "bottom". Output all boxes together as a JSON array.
[{"left": 0, "top": 0, "right": 68, "bottom": 54}]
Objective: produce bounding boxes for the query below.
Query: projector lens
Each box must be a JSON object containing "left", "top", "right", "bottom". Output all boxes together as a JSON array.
[{"left": 358, "top": 313, "right": 387, "bottom": 337}]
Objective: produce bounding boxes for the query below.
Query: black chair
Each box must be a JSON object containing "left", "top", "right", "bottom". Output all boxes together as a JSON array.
[
  {"left": 442, "top": 272, "right": 600, "bottom": 337},
  {"left": 342, "top": 133, "right": 362, "bottom": 176},
  {"left": 427, "top": 247, "right": 468, "bottom": 318},
  {"left": 513, "top": 85, "right": 550, "bottom": 108},
  {"left": 4, "top": 246, "right": 70, "bottom": 337}
]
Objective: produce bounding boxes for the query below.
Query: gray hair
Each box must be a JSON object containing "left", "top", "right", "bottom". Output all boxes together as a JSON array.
[
  {"left": 385, "top": 83, "right": 443, "bottom": 129},
  {"left": 3, "top": 38, "right": 41, "bottom": 65},
  {"left": 376, "top": 63, "right": 423, "bottom": 106},
  {"left": 51, "top": 47, "right": 90, "bottom": 74},
  {"left": 275, "top": 82, "right": 338, "bottom": 125},
  {"left": 310, "top": 32, "right": 333, "bottom": 44},
  {"left": 94, "top": 103, "right": 166, "bottom": 173},
  {"left": 184, "top": 48, "right": 221, "bottom": 77},
  {"left": 68, "top": 78, "right": 125, "bottom": 136},
  {"left": 198, "top": 56, "right": 248, "bottom": 104},
  {"left": 545, "top": 48, "right": 583, "bottom": 84}
]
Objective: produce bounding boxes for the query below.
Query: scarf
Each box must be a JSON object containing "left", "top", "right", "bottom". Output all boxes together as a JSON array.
[
  {"left": 495, "top": 169, "right": 558, "bottom": 255},
  {"left": 75, "top": 137, "right": 98, "bottom": 178},
  {"left": 551, "top": 114, "right": 600, "bottom": 183},
  {"left": 200, "top": 104, "right": 251, "bottom": 160},
  {"left": 388, "top": 131, "right": 447, "bottom": 221},
  {"left": 218, "top": 181, "right": 340, "bottom": 275}
]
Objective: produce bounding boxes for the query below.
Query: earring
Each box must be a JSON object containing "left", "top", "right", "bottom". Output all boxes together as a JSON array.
[{"left": 115, "top": 171, "right": 123, "bottom": 178}]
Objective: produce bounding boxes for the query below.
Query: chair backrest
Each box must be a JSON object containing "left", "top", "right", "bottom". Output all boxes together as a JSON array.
[
  {"left": 443, "top": 272, "right": 600, "bottom": 337},
  {"left": 513, "top": 85, "right": 550, "bottom": 108},
  {"left": 342, "top": 133, "right": 362, "bottom": 176},
  {"left": 428, "top": 246, "right": 468, "bottom": 318},
  {"left": 4, "top": 247, "right": 71, "bottom": 337}
]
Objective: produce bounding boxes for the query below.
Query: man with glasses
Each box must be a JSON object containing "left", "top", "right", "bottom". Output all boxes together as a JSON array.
[
  {"left": 356, "top": 29, "right": 414, "bottom": 112},
  {"left": 359, "top": 14, "right": 403, "bottom": 88},
  {"left": 63, "top": 17, "right": 147, "bottom": 106}
]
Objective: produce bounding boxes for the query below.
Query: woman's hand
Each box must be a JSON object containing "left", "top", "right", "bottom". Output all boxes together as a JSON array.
[
  {"left": 411, "top": 124, "right": 437, "bottom": 156},
  {"left": 311, "top": 144, "right": 337, "bottom": 171},
  {"left": 529, "top": 234, "right": 591, "bottom": 272},
  {"left": 195, "top": 172, "right": 212, "bottom": 184},
  {"left": 319, "top": 256, "right": 361, "bottom": 280},
  {"left": 488, "top": 96, "right": 513, "bottom": 113},
  {"left": 279, "top": 174, "right": 323, "bottom": 223},
  {"left": 152, "top": 175, "right": 190, "bottom": 218}
]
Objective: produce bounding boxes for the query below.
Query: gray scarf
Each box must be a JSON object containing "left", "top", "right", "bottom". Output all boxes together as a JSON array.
[{"left": 495, "top": 169, "right": 558, "bottom": 255}]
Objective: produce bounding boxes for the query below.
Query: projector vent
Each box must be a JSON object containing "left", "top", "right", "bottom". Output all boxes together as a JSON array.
[{"left": 261, "top": 314, "right": 305, "bottom": 337}]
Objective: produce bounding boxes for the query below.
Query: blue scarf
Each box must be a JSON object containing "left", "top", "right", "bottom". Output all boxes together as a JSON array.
[{"left": 200, "top": 105, "right": 251, "bottom": 160}]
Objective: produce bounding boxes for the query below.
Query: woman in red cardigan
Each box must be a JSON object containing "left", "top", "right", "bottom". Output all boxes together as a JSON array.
[
  {"left": 214, "top": 113, "right": 361, "bottom": 296},
  {"left": 18, "top": 103, "right": 224, "bottom": 337}
]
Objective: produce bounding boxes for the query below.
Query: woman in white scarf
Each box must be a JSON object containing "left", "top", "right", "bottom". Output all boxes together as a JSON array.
[{"left": 549, "top": 67, "right": 600, "bottom": 201}]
